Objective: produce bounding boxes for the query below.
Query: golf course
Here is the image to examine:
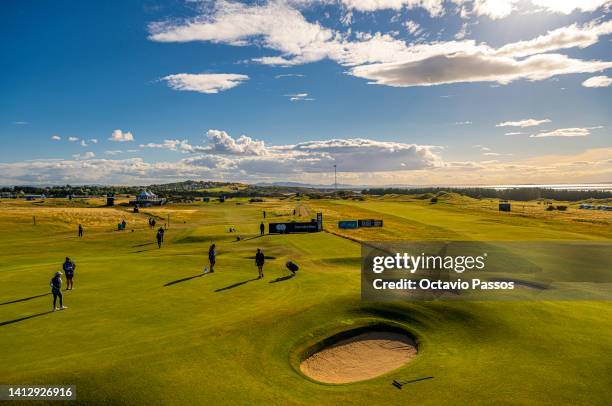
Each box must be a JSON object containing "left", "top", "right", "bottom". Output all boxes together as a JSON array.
[{"left": 1, "top": 194, "right": 611, "bottom": 405}]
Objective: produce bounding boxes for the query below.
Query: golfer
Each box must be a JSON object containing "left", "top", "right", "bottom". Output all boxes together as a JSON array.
[
  {"left": 208, "top": 243, "right": 216, "bottom": 273},
  {"left": 78, "top": 224, "right": 83, "bottom": 238},
  {"left": 63, "top": 257, "right": 76, "bottom": 290},
  {"left": 156, "top": 229, "right": 163, "bottom": 248},
  {"left": 255, "top": 249, "right": 265, "bottom": 279},
  {"left": 260, "top": 222, "right": 265, "bottom": 236},
  {"left": 50, "top": 271, "right": 67, "bottom": 311}
]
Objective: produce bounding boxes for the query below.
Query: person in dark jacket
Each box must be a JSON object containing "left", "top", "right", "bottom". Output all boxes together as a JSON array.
[
  {"left": 259, "top": 222, "right": 265, "bottom": 236},
  {"left": 208, "top": 243, "right": 216, "bottom": 273},
  {"left": 50, "top": 272, "right": 67, "bottom": 311},
  {"left": 156, "top": 229, "right": 163, "bottom": 248},
  {"left": 78, "top": 224, "right": 83, "bottom": 238},
  {"left": 255, "top": 248, "right": 265, "bottom": 279},
  {"left": 63, "top": 257, "right": 76, "bottom": 290}
]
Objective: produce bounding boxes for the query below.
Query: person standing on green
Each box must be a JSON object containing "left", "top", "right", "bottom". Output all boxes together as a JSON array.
[
  {"left": 63, "top": 257, "right": 76, "bottom": 290},
  {"left": 255, "top": 248, "right": 265, "bottom": 279},
  {"left": 50, "top": 272, "right": 67, "bottom": 311},
  {"left": 208, "top": 243, "right": 216, "bottom": 273},
  {"left": 260, "top": 222, "right": 265, "bottom": 236}
]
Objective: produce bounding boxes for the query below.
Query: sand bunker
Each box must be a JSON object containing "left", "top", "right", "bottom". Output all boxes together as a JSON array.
[{"left": 300, "top": 330, "right": 417, "bottom": 384}]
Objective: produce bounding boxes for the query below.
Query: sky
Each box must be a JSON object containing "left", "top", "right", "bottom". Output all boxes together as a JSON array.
[{"left": 0, "top": 0, "right": 611, "bottom": 186}]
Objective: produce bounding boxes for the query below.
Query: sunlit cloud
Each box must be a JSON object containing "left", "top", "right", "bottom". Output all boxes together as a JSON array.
[
  {"left": 497, "top": 118, "right": 551, "bottom": 127},
  {"left": 161, "top": 73, "right": 249, "bottom": 94},
  {"left": 582, "top": 75, "right": 612, "bottom": 88}
]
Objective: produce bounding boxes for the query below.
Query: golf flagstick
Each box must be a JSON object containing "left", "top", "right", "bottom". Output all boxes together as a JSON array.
[{"left": 392, "top": 376, "right": 434, "bottom": 389}]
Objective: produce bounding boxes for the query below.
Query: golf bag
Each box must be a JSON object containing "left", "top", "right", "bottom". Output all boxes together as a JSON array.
[{"left": 286, "top": 261, "right": 299, "bottom": 274}]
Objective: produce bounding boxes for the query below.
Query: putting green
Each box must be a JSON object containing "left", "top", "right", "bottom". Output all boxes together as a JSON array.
[{"left": 0, "top": 196, "right": 611, "bottom": 404}]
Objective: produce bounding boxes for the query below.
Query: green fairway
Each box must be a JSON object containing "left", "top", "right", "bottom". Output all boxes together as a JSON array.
[{"left": 1, "top": 197, "right": 611, "bottom": 405}]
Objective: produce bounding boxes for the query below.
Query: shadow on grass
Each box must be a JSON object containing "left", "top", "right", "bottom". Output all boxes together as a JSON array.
[
  {"left": 269, "top": 273, "right": 295, "bottom": 283},
  {"left": 133, "top": 248, "right": 158, "bottom": 253},
  {"left": 132, "top": 242, "right": 154, "bottom": 248},
  {"left": 232, "top": 235, "right": 264, "bottom": 243},
  {"left": 164, "top": 274, "right": 205, "bottom": 287},
  {"left": 242, "top": 256, "right": 277, "bottom": 260},
  {"left": 215, "top": 277, "right": 260, "bottom": 292},
  {"left": 0, "top": 311, "right": 54, "bottom": 327},
  {"left": 0, "top": 293, "right": 50, "bottom": 306}
]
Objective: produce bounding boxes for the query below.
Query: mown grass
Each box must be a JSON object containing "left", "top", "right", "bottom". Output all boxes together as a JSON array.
[{"left": 0, "top": 197, "right": 610, "bottom": 405}]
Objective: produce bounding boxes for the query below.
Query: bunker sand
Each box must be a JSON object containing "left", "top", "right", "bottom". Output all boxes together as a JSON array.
[{"left": 300, "top": 331, "right": 417, "bottom": 384}]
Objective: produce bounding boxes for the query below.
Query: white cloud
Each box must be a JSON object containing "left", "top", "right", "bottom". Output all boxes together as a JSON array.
[
  {"left": 72, "top": 152, "right": 95, "bottom": 160},
  {"left": 80, "top": 140, "right": 88, "bottom": 147},
  {"left": 582, "top": 75, "right": 612, "bottom": 88},
  {"left": 90, "top": 139, "right": 98, "bottom": 144},
  {"left": 148, "top": 3, "right": 612, "bottom": 88},
  {"left": 109, "top": 129, "right": 134, "bottom": 142},
  {"left": 105, "top": 150, "right": 123, "bottom": 155},
  {"left": 453, "top": 120, "right": 472, "bottom": 125},
  {"left": 2, "top": 143, "right": 611, "bottom": 186},
  {"left": 162, "top": 73, "right": 249, "bottom": 94},
  {"left": 203, "top": 129, "right": 267, "bottom": 156},
  {"left": 530, "top": 0, "right": 612, "bottom": 14},
  {"left": 495, "top": 20, "right": 612, "bottom": 58},
  {"left": 454, "top": 22, "right": 469, "bottom": 39},
  {"left": 140, "top": 139, "right": 194, "bottom": 153},
  {"left": 285, "top": 92, "right": 314, "bottom": 101},
  {"left": 454, "top": 0, "right": 612, "bottom": 19},
  {"left": 68, "top": 137, "right": 79, "bottom": 142},
  {"left": 404, "top": 20, "right": 422, "bottom": 36},
  {"left": 13, "top": 121, "right": 28, "bottom": 125},
  {"left": 472, "top": 0, "right": 520, "bottom": 20},
  {"left": 497, "top": 118, "right": 551, "bottom": 127},
  {"left": 530, "top": 126, "right": 603, "bottom": 138},
  {"left": 51, "top": 135, "right": 61, "bottom": 141},
  {"left": 339, "top": 0, "right": 445, "bottom": 15},
  {"left": 504, "top": 131, "right": 524, "bottom": 135},
  {"left": 275, "top": 73, "right": 305, "bottom": 78},
  {"left": 351, "top": 53, "right": 612, "bottom": 87}
]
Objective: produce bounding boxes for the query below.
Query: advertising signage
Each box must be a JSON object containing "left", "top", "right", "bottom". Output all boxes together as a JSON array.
[
  {"left": 269, "top": 222, "right": 318, "bottom": 234},
  {"left": 358, "top": 219, "right": 383, "bottom": 227},
  {"left": 269, "top": 214, "right": 323, "bottom": 234},
  {"left": 338, "top": 220, "right": 359, "bottom": 229},
  {"left": 338, "top": 219, "right": 384, "bottom": 229}
]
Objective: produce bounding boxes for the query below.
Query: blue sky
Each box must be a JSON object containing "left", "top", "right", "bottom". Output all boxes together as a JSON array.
[{"left": 0, "top": 0, "right": 611, "bottom": 185}]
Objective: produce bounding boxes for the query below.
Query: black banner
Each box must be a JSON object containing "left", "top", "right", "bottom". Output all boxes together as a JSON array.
[
  {"left": 269, "top": 221, "right": 319, "bottom": 234},
  {"left": 358, "top": 219, "right": 383, "bottom": 227}
]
